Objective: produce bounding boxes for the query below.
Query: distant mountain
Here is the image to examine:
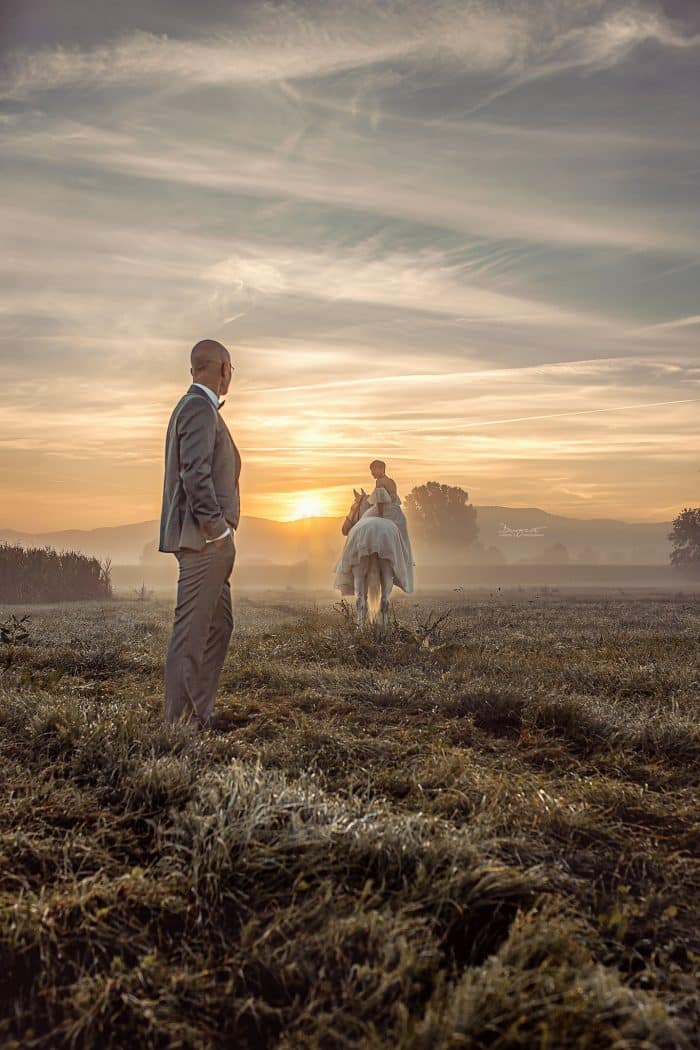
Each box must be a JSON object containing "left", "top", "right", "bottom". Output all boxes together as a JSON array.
[
  {"left": 0, "top": 516, "right": 344, "bottom": 566},
  {"left": 0, "top": 520, "right": 162, "bottom": 565},
  {"left": 473, "top": 507, "right": 672, "bottom": 564},
  {"left": 0, "top": 506, "right": 674, "bottom": 566}
]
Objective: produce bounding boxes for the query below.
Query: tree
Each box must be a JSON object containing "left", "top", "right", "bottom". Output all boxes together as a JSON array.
[
  {"left": 404, "top": 482, "right": 478, "bottom": 549},
  {"left": 0, "top": 544, "right": 111, "bottom": 603},
  {"left": 668, "top": 508, "right": 700, "bottom": 575}
]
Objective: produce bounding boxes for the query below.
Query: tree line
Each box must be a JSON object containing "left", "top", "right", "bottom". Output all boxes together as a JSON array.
[{"left": 0, "top": 544, "right": 112, "bottom": 604}]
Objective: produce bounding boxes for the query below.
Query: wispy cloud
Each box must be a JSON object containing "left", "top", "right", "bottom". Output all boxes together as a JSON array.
[
  {"left": 3, "top": 1, "right": 697, "bottom": 97},
  {"left": 4, "top": 121, "right": 696, "bottom": 262},
  {"left": 204, "top": 242, "right": 608, "bottom": 327},
  {"left": 642, "top": 314, "right": 700, "bottom": 331},
  {"left": 0, "top": 0, "right": 698, "bottom": 527}
]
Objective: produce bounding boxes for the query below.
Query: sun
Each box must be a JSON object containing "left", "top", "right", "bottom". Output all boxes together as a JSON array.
[{"left": 290, "top": 494, "right": 327, "bottom": 520}]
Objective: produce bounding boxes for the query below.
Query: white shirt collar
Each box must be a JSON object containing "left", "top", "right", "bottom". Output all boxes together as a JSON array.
[{"left": 192, "top": 382, "right": 221, "bottom": 408}]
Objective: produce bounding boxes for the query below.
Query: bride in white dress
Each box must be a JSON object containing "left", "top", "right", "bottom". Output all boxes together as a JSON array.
[{"left": 333, "top": 461, "right": 415, "bottom": 596}]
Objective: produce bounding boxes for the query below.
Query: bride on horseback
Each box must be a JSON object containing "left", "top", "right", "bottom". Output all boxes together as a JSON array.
[
  {"left": 364, "top": 460, "right": 411, "bottom": 541},
  {"left": 333, "top": 460, "right": 415, "bottom": 626}
]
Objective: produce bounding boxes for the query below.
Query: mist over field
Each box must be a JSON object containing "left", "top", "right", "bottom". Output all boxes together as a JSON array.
[{"left": 1, "top": 503, "right": 689, "bottom": 596}]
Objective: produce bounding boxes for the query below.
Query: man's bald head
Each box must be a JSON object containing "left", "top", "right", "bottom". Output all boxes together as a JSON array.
[
  {"left": 191, "top": 339, "right": 229, "bottom": 372},
  {"left": 190, "top": 339, "right": 233, "bottom": 397}
]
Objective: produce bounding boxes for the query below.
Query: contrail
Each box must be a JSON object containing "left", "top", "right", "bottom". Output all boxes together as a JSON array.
[
  {"left": 639, "top": 314, "right": 700, "bottom": 331},
  {"left": 456, "top": 398, "right": 700, "bottom": 429}
]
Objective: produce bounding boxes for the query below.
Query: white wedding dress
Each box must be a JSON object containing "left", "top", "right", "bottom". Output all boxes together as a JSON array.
[{"left": 333, "top": 488, "right": 415, "bottom": 594}]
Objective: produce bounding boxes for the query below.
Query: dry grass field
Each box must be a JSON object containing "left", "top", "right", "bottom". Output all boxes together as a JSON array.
[{"left": 0, "top": 590, "right": 698, "bottom": 1048}]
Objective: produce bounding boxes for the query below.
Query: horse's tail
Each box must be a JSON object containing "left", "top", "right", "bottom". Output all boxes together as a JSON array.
[{"left": 367, "top": 553, "right": 381, "bottom": 622}]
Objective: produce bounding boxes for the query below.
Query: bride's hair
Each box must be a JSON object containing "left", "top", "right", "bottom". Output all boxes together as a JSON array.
[{"left": 370, "top": 459, "right": 386, "bottom": 473}]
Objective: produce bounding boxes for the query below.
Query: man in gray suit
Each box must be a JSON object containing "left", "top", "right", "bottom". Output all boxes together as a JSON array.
[{"left": 159, "top": 339, "right": 242, "bottom": 727}]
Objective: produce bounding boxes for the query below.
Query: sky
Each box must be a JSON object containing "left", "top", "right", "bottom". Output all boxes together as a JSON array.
[{"left": 1, "top": 0, "right": 699, "bottom": 529}]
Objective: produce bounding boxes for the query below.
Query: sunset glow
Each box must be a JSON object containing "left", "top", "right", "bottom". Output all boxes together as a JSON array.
[
  {"left": 288, "top": 494, "right": 331, "bottom": 521},
  {"left": 1, "top": 2, "right": 699, "bottom": 530}
]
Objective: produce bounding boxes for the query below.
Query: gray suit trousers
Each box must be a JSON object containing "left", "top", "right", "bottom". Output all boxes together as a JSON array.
[{"left": 164, "top": 535, "right": 235, "bottom": 726}]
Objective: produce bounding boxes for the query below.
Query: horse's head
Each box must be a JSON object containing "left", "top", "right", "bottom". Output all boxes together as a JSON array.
[{"left": 342, "top": 487, "right": 369, "bottom": 535}]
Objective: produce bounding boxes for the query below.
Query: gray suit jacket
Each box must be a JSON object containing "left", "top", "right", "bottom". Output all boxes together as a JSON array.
[{"left": 159, "top": 385, "right": 242, "bottom": 553}]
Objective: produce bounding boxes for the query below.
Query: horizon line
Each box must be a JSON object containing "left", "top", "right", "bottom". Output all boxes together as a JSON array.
[{"left": 0, "top": 505, "right": 680, "bottom": 535}]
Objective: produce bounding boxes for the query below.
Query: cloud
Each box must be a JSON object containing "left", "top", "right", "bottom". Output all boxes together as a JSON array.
[
  {"left": 0, "top": 6, "right": 517, "bottom": 96},
  {"left": 204, "top": 242, "right": 603, "bottom": 327},
  {"left": 1, "top": 0, "right": 698, "bottom": 526},
  {"left": 6, "top": 111, "right": 697, "bottom": 256},
  {"left": 2, "top": 1, "right": 697, "bottom": 99},
  {"left": 643, "top": 314, "right": 700, "bottom": 330},
  {"left": 460, "top": 4, "right": 700, "bottom": 111}
]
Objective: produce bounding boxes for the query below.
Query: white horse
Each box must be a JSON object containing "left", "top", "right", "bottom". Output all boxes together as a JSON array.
[{"left": 336, "top": 489, "right": 398, "bottom": 629}]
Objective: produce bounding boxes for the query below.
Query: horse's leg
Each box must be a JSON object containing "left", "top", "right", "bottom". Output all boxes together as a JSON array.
[
  {"left": 366, "top": 553, "right": 382, "bottom": 624},
  {"left": 354, "top": 556, "right": 369, "bottom": 628},
  {"left": 379, "top": 558, "right": 394, "bottom": 629}
]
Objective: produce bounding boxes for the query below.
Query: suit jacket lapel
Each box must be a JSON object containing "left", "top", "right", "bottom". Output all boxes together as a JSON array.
[
  {"left": 232, "top": 437, "right": 242, "bottom": 481},
  {"left": 186, "top": 385, "right": 241, "bottom": 481},
  {"left": 219, "top": 414, "right": 242, "bottom": 481}
]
